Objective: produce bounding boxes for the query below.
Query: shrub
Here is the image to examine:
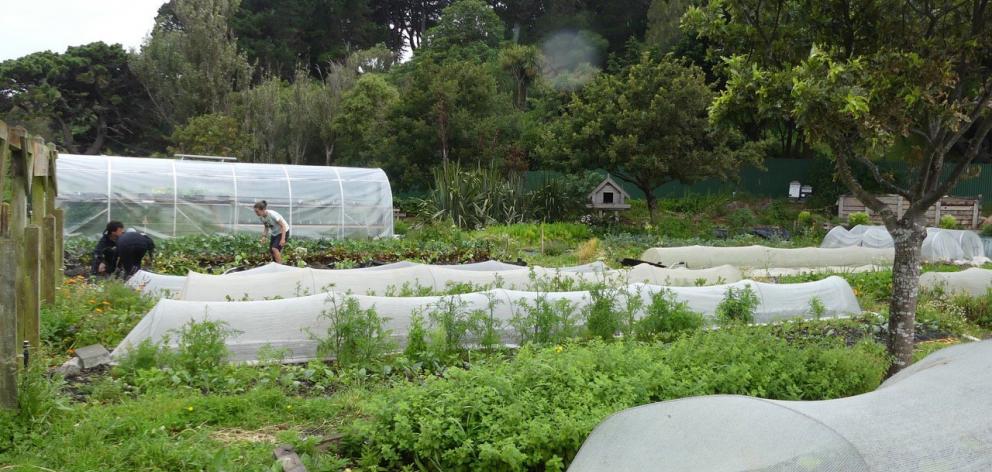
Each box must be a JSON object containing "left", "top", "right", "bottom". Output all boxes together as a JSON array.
[
  {"left": 511, "top": 295, "right": 580, "bottom": 345},
  {"left": 172, "top": 318, "right": 236, "bottom": 377},
  {"left": 938, "top": 214, "right": 959, "bottom": 229},
  {"left": 636, "top": 289, "right": 705, "bottom": 341},
  {"left": 583, "top": 288, "right": 620, "bottom": 341},
  {"left": 317, "top": 296, "right": 394, "bottom": 367},
  {"left": 342, "top": 331, "right": 889, "bottom": 470},
  {"left": 951, "top": 290, "right": 992, "bottom": 328},
  {"left": 728, "top": 208, "right": 757, "bottom": 231},
  {"left": 982, "top": 224, "right": 992, "bottom": 237},
  {"left": 425, "top": 296, "right": 473, "bottom": 357},
  {"left": 796, "top": 210, "right": 814, "bottom": 228},
  {"left": 847, "top": 211, "right": 870, "bottom": 226},
  {"left": 716, "top": 286, "right": 759, "bottom": 324}
]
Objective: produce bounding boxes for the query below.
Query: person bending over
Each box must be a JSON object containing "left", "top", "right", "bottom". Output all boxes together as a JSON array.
[
  {"left": 91, "top": 221, "right": 124, "bottom": 276},
  {"left": 116, "top": 228, "right": 155, "bottom": 278},
  {"left": 253, "top": 200, "right": 290, "bottom": 263}
]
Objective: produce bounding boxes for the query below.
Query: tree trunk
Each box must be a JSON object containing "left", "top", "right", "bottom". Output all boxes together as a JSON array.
[
  {"left": 886, "top": 217, "right": 927, "bottom": 376},
  {"left": 643, "top": 187, "right": 657, "bottom": 224}
]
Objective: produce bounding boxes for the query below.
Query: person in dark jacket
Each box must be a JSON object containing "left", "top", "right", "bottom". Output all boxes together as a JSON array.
[
  {"left": 91, "top": 221, "right": 124, "bottom": 276},
  {"left": 116, "top": 229, "right": 156, "bottom": 278}
]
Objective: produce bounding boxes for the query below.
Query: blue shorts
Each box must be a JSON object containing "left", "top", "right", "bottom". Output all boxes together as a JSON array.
[{"left": 270, "top": 232, "right": 289, "bottom": 250}]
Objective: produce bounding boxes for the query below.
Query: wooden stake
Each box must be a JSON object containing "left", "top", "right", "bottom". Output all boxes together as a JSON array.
[
  {"left": 54, "top": 208, "right": 64, "bottom": 283},
  {"left": 0, "top": 237, "right": 17, "bottom": 409},
  {"left": 42, "top": 215, "right": 56, "bottom": 304},
  {"left": 18, "top": 225, "right": 41, "bottom": 349}
]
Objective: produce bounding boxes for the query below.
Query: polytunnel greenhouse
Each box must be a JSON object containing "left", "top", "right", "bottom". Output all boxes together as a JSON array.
[{"left": 55, "top": 154, "right": 394, "bottom": 239}]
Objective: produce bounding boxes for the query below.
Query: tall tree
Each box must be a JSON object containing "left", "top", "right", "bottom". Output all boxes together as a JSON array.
[
  {"left": 231, "top": 0, "right": 389, "bottom": 79},
  {"left": 540, "top": 53, "right": 759, "bottom": 221},
  {"left": 690, "top": 0, "right": 992, "bottom": 373},
  {"left": 0, "top": 42, "right": 159, "bottom": 155},
  {"left": 331, "top": 74, "right": 401, "bottom": 168},
  {"left": 132, "top": 0, "right": 253, "bottom": 128}
]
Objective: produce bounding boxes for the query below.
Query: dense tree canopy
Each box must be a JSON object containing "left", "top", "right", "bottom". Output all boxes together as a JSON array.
[
  {"left": 0, "top": 42, "right": 158, "bottom": 155},
  {"left": 690, "top": 0, "right": 992, "bottom": 372},
  {"left": 540, "top": 53, "right": 759, "bottom": 221}
]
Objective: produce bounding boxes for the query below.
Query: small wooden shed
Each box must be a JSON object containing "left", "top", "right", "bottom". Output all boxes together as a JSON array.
[
  {"left": 587, "top": 176, "right": 631, "bottom": 212},
  {"left": 837, "top": 194, "right": 982, "bottom": 228}
]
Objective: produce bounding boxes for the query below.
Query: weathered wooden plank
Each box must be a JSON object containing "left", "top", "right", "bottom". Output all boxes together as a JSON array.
[
  {"left": 31, "top": 177, "right": 46, "bottom": 224},
  {"left": 18, "top": 225, "right": 40, "bottom": 349},
  {"left": 0, "top": 237, "right": 17, "bottom": 409},
  {"left": 9, "top": 144, "right": 28, "bottom": 240},
  {"left": 31, "top": 138, "right": 49, "bottom": 177},
  {"left": 0, "top": 203, "right": 7, "bottom": 237},
  {"left": 5, "top": 126, "right": 23, "bottom": 151},
  {"left": 0, "top": 129, "right": 8, "bottom": 203},
  {"left": 54, "top": 208, "right": 64, "bottom": 283},
  {"left": 41, "top": 215, "right": 56, "bottom": 305}
]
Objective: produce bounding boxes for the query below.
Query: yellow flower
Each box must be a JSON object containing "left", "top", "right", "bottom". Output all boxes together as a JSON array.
[
  {"left": 285, "top": 405, "right": 293, "bottom": 410},
  {"left": 554, "top": 345, "right": 564, "bottom": 353},
  {"left": 187, "top": 406, "right": 194, "bottom": 412},
  {"left": 94, "top": 308, "right": 103, "bottom": 313},
  {"left": 88, "top": 299, "right": 96, "bottom": 304}
]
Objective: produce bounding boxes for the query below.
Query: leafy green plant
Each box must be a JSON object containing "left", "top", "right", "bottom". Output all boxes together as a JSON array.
[
  {"left": 728, "top": 208, "right": 757, "bottom": 231},
  {"left": 317, "top": 296, "right": 394, "bottom": 367},
  {"left": 847, "top": 211, "right": 870, "bottom": 226},
  {"left": 938, "top": 214, "right": 959, "bottom": 229},
  {"left": 343, "top": 331, "right": 889, "bottom": 470},
  {"left": 808, "top": 296, "right": 827, "bottom": 320},
  {"left": 425, "top": 296, "right": 473, "bottom": 357},
  {"left": 716, "top": 286, "right": 759, "bottom": 324},
  {"left": 583, "top": 288, "right": 620, "bottom": 341},
  {"left": 511, "top": 295, "right": 580, "bottom": 345},
  {"left": 635, "top": 289, "right": 705, "bottom": 341}
]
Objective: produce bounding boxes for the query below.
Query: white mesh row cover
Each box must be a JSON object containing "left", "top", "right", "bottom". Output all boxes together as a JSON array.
[
  {"left": 920, "top": 268, "right": 992, "bottom": 297},
  {"left": 640, "top": 245, "right": 894, "bottom": 269},
  {"left": 177, "top": 264, "right": 745, "bottom": 301},
  {"left": 822, "top": 225, "right": 985, "bottom": 262},
  {"left": 124, "top": 261, "right": 517, "bottom": 297},
  {"left": 112, "top": 276, "right": 859, "bottom": 363},
  {"left": 127, "top": 261, "right": 616, "bottom": 298},
  {"left": 55, "top": 154, "right": 394, "bottom": 239},
  {"left": 745, "top": 265, "right": 886, "bottom": 278},
  {"left": 568, "top": 340, "right": 992, "bottom": 472}
]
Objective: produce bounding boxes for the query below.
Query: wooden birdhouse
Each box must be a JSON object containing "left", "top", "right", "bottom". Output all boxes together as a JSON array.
[{"left": 587, "top": 175, "right": 631, "bottom": 215}]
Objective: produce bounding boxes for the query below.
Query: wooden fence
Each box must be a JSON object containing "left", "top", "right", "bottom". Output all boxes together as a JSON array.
[
  {"left": 0, "top": 119, "right": 63, "bottom": 409},
  {"left": 837, "top": 194, "right": 982, "bottom": 228}
]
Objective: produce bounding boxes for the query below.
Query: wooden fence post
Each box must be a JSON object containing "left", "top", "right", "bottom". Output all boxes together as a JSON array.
[
  {"left": 54, "top": 208, "right": 64, "bottom": 283},
  {"left": 18, "top": 225, "right": 41, "bottom": 350},
  {"left": 42, "top": 215, "right": 57, "bottom": 304},
  {"left": 0, "top": 237, "right": 16, "bottom": 409}
]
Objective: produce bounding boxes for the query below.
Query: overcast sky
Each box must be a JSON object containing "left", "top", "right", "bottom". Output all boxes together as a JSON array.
[{"left": 0, "top": 0, "right": 166, "bottom": 61}]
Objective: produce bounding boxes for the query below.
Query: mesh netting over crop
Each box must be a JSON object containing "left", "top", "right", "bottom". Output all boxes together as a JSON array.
[
  {"left": 127, "top": 262, "right": 744, "bottom": 300},
  {"left": 822, "top": 225, "right": 985, "bottom": 262},
  {"left": 920, "top": 268, "right": 992, "bottom": 297},
  {"left": 56, "top": 154, "right": 393, "bottom": 239},
  {"left": 112, "top": 276, "right": 859, "bottom": 363},
  {"left": 569, "top": 340, "right": 992, "bottom": 471},
  {"left": 640, "top": 245, "right": 894, "bottom": 269}
]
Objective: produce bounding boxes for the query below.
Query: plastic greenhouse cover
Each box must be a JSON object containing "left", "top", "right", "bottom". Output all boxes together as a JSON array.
[
  {"left": 569, "top": 340, "right": 992, "bottom": 471},
  {"left": 176, "top": 264, "right": 745, "bottom": 301},
  {"left": 111, "top": 276, "right": 859, "bottom": 363},
  {"left": 821, "top": 225, "right": 985, "bottom": 262},
  {"left": 55, "top": 154, "right": 393, "bottom": 239},
  {"left": 640, "top": 245, "right": 895, "bottom": 269}
]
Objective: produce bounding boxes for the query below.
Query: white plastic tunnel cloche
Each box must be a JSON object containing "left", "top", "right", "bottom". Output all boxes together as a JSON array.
[{"left": 55, "top": 154, "right": 393, "bottom": 239}]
